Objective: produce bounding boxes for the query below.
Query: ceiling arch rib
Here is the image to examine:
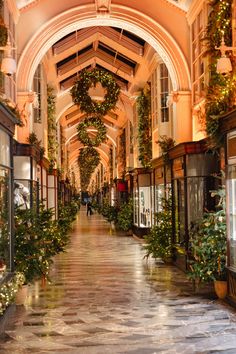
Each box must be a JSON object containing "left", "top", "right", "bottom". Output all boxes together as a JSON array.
[{"left": 17, "top": 5, "right": 190, "bottom": 92}]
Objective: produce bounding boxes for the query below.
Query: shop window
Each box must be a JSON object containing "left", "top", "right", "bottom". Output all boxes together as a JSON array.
[
  {"left": 228, "top": 166, "right": 236, "bottom": 269},
  {"left": 0, "top": 130, "right": 11, "bottom": 279},
  {"left": 191, "top": 6, "right": 208, "bottom": 105}
]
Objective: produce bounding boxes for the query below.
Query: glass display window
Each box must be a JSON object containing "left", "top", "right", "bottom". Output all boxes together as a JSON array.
[
  {"left": 0, "top": 167, "right": 10, "bottom": 279},
  {"left": 139, "top": 187, "right": 151, "bottom": 228},
  {"left": 228, "top": 165, "right": 236, "bottom": 269}
]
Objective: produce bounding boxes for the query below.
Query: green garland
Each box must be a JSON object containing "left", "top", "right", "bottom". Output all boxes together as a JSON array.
[
  {"left": 77, "top": 116, "right": 107, "bottom": 147},
  {"left": 47, "top": 86, "right": 58, "bottom": 170},
  {"left": 205, "top": 0, "right": 236, "bottom": 149},
  {"left": 78, "top": 147, "right": 100, "bottom": 191},
  {"left": 156, "top": 135, "right": 175, "bottom": 164},
  {"left": 71, "top": 68, "right": 120, "bottom": 115},
  {"left": 0, "top": 273, "right": 25, "bottom": 316},
  {"left": 137, "top": 89, "right": 152, "bottom": 168}
]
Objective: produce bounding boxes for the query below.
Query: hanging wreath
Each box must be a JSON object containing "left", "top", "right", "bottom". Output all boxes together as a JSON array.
[
  {"left": 71, "top": 68, "right": 120, "bottom": 115},
  {"left": 77, "top": 116, "right": 107, "bottom": 147},
  {"left": 78, "top": 147, "right": 100, "bottom": 191}
]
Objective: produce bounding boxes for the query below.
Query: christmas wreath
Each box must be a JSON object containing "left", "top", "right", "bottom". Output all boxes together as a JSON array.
[
  {"left": 71, "top": 68, "right": 120, "bottom": 115},
  {"left": 77, "top": 116, "right": 107, "bottom": 147},
  {"left": 78, "top": 147, "right": 100, "bottom": 191}
]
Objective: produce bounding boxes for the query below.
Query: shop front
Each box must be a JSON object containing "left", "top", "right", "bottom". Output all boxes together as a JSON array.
[
  {"left": 0, "top": 103, "right": 18, "bottom": 280},
  {"left": 13, "top": 142, "right": 40, "bottom": 211},
  {"left": 220, "top": 109, "right": 236, "bottom": 303},
  {"left": 169, "top": 141, "right": 218, "bottom": 271},
  {"left": 132, "top": 168, "right": 152, "bottom": 237}
]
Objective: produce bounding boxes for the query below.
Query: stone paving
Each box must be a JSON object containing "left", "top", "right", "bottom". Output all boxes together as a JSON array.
[{"left": 1, "top": 207, "right": 236, "bottom": 353}]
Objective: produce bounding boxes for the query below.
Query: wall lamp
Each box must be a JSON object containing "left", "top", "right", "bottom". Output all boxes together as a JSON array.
[
  {"left": 0, "top": 38, "right": 16, "bottom": 76},
  {"left": 216, "top": 36, "right": 236, "bottom": 75}
]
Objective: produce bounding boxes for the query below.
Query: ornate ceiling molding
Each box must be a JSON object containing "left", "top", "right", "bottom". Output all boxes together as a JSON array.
[{"left": 17, "top": 4, "right": 190, "bottom": 94}]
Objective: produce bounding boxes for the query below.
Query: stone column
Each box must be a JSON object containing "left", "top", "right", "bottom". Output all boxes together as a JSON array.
[
  {"left": 16, "top": 91, "right": 37, "bottom": 143},
  {"left": 171, "top": 90, "right": 192, "bottom": 143}
]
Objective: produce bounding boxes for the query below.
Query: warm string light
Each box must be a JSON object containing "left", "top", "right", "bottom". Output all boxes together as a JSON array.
[{"left": 0, "top": 273, "right": 25, "bottom": 315}]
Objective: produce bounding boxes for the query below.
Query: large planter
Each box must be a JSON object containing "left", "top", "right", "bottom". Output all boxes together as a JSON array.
[{"left": 214, "top": 280, "right": 227, "bottom": 299}]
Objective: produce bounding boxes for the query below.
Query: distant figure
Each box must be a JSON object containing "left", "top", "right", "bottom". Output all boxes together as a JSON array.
[{"left": 87, "top": 202, "right": 92, "bottom": 216}]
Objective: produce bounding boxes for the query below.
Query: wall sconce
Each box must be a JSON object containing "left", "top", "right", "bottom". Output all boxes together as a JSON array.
[
  {"left": 0, "top": 38, "right": 16, "bottom": 76},
  {"left": 216, "top": 36, "right": 236, "bottom": 75}
]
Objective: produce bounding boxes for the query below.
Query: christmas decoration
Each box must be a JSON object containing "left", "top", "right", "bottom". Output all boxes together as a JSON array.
[
  {"left": 71, "top": 68, "right": 120, "bottom": 115},
  {"left": 47, "top": 86, "right": 58, "bottom": 170},
  {"left": 205, "top": 0, "right": 236, "bottom": 149},
  {"left": 137, "top": 89, "right": 152, "bottom": 168},
  {"left": 77, "top": 116, "right": 107, "bottom": 147},
  {"left": 0, "top": 273, "right": 25, "bottom": 316},
  {"left": 78, "top": 147, "right": 100, "bottom": 191}
]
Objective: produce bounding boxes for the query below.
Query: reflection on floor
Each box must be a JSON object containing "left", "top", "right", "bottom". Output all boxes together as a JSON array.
[{"left": 1, "top": 207, "right": 236, "bottom": 353}]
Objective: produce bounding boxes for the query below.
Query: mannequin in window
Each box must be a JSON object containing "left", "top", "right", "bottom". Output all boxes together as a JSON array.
[{"left": 14, "top": 183, "right": 30, "bottom": 209}]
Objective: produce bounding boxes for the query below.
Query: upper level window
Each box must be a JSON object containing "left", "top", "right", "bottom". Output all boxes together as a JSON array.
[
  {"left": 151, "top": 63, "right": 171, "bottom": 128},
  {"left": 33, "top": 65, "right": 42, "bottom": 123},
  {"left": 160, "top": 63, "right": 169, "bottom": 123},
  {"left": 0, "top": 3, "right": 16, "bottom": 102},
  {"left": 191, "top": 7, "right": 208, "bottom": 105}
]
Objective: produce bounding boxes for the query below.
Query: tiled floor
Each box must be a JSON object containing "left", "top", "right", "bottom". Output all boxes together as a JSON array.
[{"left": 1, "top": 207, "right": 236, "bottom": 353}]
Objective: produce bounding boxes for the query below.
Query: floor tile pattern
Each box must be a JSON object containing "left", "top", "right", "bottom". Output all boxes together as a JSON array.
[{"left": 1, "top": 207, "right": 236, "bottom": 353}]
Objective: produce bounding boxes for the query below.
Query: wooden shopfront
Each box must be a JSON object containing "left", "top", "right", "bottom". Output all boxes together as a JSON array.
[
  {"left": 220, "top": 109, "right": 236, "bottom": 304},
  {"left": 169, "top": 141, "right": 218, "bottom": 271}
]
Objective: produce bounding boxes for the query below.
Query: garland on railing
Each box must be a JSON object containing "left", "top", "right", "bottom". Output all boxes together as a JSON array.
[
  {"left": 77, "top": 116, "right": 107, "bottom": 147},
  {"left": 78, "top": 147, "right": 100, "bottom": 191},
  {"left": 47, "top": 86, "right": 58, "bottom": 170},
  {"left": 0, "top": 273, "right": 25, "bottom": 316},
  {"left": 205, "top": 0, "right": 236, "bottom": 149},
  {"left": 137, "top": 88, "right": 152, "bottom": 168}
]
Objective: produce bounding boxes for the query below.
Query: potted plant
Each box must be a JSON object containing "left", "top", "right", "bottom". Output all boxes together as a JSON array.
[
  {"left": 143, "top": 197, "right": 173, "bottom": 263},
  {"left": 188, "top": 184, "right": 227, "bottom": 298}
]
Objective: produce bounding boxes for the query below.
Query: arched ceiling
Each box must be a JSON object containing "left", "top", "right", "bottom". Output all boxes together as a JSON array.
[
  {"left": 15, "top": 0, "right": 192, "bottom": 189},
  {"left": 53, "top": 25, "right": 149, "bottom": 182},
  {"left": 16, "top": 0, "right": 193, "bottom": 12}
]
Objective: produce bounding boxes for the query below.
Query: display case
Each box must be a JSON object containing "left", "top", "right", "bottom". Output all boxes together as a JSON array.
[
  {"left": 48, "top": 169, "right": 58, "bottom": 218},
  {"left": 132, "top": 168, "right": 152, "bottom": 236},
  {"left": 169, "top": 141, "right": 218, "bottom": 270},
  {"left": 0, "top": 103, "right": 19, "bottom": 280},
  {"left": 226, "top": 131, "right": 236, "bottom": 275},
  {"left": 13, "top": 142, "right": 40, "bottom": 210}
]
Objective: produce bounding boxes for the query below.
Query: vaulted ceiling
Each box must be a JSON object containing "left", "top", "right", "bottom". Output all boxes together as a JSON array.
[{"left": 42, "top": 23, "right": 157, "bottom": 185}]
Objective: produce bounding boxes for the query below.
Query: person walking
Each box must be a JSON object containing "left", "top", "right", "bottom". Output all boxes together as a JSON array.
[{"left": 86, "top": 202, "right": 92, "bottom": 216}]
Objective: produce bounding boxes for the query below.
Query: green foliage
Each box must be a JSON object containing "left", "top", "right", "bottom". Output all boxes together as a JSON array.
[
  {"left": 0, "top": 273, "right": 25, "bottom": 316},
  {"left": 100, "top": 201, "right": 118, "bottom": 223},
  {"left": 14, "top": 200, "right": 79, "bottom": 284},
  {"left": 156, "top": 135, "right": 175, "bottom": 164},
  {"left": 116, "top": 199, "right": 133, "bottom": 231},
  {"left": 0, "top": 24, "right": 7, "bottom": 47},
  {"left": 77, "top": 116, "right": 107, "bottom": 147},
  {"left": 71, "top": 68, "right": 120, "bottom": 115},
  {"left": 188, "top": 184, "right": 226, "bottom": 283},
  {"left": 204, "top": 0, "right": 236, "bottom": 149},
  {"left": 137, "top": 89, "right": 152, "bottom": 168},
  {"left": 78, "top": 147, "right": 100, "bottom": 191},
  {"left": 27, "top": 132, "right": 45, "bottom": 159},
  {"left": 47, "top": 86, "right": 58, "bottom": 169},
  {"left": 143, "top": 198, "right": 172, "bottom": 261}
]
